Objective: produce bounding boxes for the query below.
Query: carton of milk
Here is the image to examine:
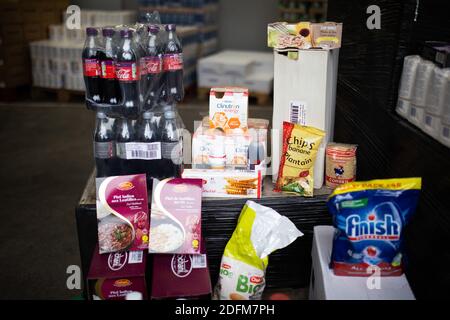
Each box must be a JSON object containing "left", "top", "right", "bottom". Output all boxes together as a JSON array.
[{"left": 209, "top": 87, "right": 248, "bottom": 130}]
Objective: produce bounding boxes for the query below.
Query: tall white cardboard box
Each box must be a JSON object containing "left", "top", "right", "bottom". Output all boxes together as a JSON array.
[{"left": 271, "top": 49, "right": 340, "bottom": 188}]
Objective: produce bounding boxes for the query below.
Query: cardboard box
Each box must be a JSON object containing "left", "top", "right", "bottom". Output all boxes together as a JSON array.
[
  {"left": 96, "top": 174, "right": 149, "bottom": 254},
  {"left": 209, "top": 87, "right": 248, "bottom": 130},
  {"left": 272, "top": 49, "right": 339, "bottom": 189},
  {"left": 309, "top": 226, "right": 415, "bottom": 300},
  {"left": 149, "top": 178, "right": 203, "bottom": 254},
  {"left": 182, "top": 169, "right": 262, "bottom": 199},
  {"left": 268, "top": 22, "right": 342, "bottom": 51},
  {"left": 87, "top": 247, "right": 147, "bottom": 300},
  {"left": 151, "top": 243, "right": 212, "bottom": 299}
]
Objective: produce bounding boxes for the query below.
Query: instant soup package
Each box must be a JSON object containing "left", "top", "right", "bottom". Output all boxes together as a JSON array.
[
  {"left": 275, "top": 122, "right": 325, "bottom": 196},
  {"left": 214, "top": 201, "right": 303, "bottom": 300},
  {"left": 328, "top": 178, "right": 421, "bottom": 276},
  {"left": 96, "top": 174, "right": 149, "bottom": 254}
]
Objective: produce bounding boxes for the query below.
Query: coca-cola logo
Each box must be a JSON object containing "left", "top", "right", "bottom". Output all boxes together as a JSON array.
[
  {"left": 116, "top": 68, "right": 131, "bottom": 80},
  {"left": 108, "top": 252, "right": 128, "bottom": 271},
  {"left": 171, "top": 255, "right": 192, "bottom": 278},
  {"left": 144, "top": 60, "right": 161, "bottom": 73}
]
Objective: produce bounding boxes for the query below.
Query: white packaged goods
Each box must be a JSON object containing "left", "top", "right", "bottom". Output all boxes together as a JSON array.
[
  {"left": 309, "top": 226, "right": 415, "bottom": 300},
  {"left": 197, "top": 50, "right": 274, "bottom": 93},
  {"left": 426, "top": 67, "right": 450, "bottom": 116},
  {"left": 408, "top": 104, "right": 425, "bottom": 127},
  {"left": 442, "top": 79, "right": 450, "bottom": 125},
  {"left": 411, "top": 59, "right": 435, "bottom": 107},
  {"left": 398, "top": 55, "right": 422, "bottom": 100},
  {"left": 396, "top": 98, "right": 410, "bottom": 118},
  {"left": 198, "top": 74, "right": 236, "bottom": 88},
  {"left": 182, "top": 169, "right": 263, "bottom": 198},
  {"left": 272, "top": 49, "right": 339, "bottom": 188},
  {"left": 235, "top": 72, "right": 273, "bottom": 94},
  {"left": 439, "top": 122, "right": 450, "bottom": 148},
  {"left": 421, "top": 112, "right": 440, "bottom": 139}
]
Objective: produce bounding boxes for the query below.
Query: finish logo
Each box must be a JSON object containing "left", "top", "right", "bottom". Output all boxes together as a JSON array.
[{"left": 346, "top": 213, "right": 400, "bottom": 241}]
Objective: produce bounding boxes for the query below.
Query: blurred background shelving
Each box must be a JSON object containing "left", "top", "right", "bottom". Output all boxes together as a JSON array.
[{"left": 278, "top": 0, "right": 328, "bottom": 23}]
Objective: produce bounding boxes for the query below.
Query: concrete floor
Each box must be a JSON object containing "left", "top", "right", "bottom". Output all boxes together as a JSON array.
[{"left": 0, "top": 98, "right": 273, "bottom": 299}]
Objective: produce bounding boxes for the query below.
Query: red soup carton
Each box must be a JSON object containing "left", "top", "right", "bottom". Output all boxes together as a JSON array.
[
  {"left": 96, "top": 174, "right": 149, "bottom": 254},
  {"left": 87, "top": 247, "right": 147, "bottom": 300},
  {"left": 151, "top": 244, "right": 211, "bottom": 299},
  {"left": 149, "top": 178, "right": 203, "bottom": 254}
]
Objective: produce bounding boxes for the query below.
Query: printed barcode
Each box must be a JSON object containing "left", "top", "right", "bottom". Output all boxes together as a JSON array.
[
  {"left": 290, "top": 105, "right": 299, "bottom": 124},
  {"left": 128, "top": 251, "right": 143, "bottom": 264},
  {"left": 147, "top": 144, "right": 160, "bottom": 151},
  {"left": 191, "top": 254, "right": 207, "bottom": 269},
  {"left": 289, "top": 101, "right": 306, "bottom": 125},
  {"left": 131, "top": 150, "right": 158, "bottom": 159}
]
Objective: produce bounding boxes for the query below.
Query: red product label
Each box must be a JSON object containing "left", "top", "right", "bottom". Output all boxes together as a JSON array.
[
  {"left": 163, "top": 53, "right": 183, "bottom": 71},
  {"left": 101, "top": 60, "right": 116, "bottom": 79},
  {"left": 115, "top": 62, "right": 140, "bottom": 81},
  {"left": 142, "top": 56, "right": 162, "bottom": 75},
  {"left": 83, "top": 58, "right": 101, "bottom": 77},
  {"left": 332, "top": 262, "right": 403, "bottom": 277},
  {"left": 326, "top": 176, "right": 355, "bottom": 184}
]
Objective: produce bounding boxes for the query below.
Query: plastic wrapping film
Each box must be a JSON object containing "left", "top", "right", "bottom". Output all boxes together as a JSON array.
[{"left": 82, "top": 21, "right": 185, "bottom": 119}]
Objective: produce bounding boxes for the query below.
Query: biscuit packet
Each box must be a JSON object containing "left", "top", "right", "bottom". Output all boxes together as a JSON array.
[
  {"left": 275, "top": 122, "right": 325, "bottom": 197},
  {"left": 213, "top": 201, "right": 303, "bottom": 300}
]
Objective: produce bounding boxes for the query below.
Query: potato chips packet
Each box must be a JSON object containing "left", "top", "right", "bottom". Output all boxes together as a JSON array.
[
  {"left": 275, "top": 122, "right": 325, "bottom": 196},
  {"left": 213, "top": 201, "right": 303, "bottom": 300}
]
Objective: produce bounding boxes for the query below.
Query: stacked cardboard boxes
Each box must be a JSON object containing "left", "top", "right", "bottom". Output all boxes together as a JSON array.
[
  {"left": 0, "top": 0, "right": 68, "bottom": 94},
  {"left": 197, "top": 50, "right": 274, "bottom": 94}
]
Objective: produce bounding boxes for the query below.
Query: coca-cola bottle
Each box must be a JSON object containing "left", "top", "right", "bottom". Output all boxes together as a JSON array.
[
  {"left": 116, "top": 118, "right": 138, "bottom": 175},
  {"left": 115, "top": 29, "right": 140, "bottom": 117},
  {"left": 143, "top": 25, "right": 162, "bottom": 110},
  {"left": 93, "top": 112, "right": 117, "bottom": 177},
  {"left": 161, "top": 110, "right": 183, "bottom": 178},
  {"left": 100, "top": 28, "right": 121, "bottom": 106},
  {"left": 136, "top": 111, "right": 162, "bottom": 183},
  {"left": 82, "top": 27, "right": 102, "bottom": 104},
  {"left": 162, "top": 24, "right": 184, "bottom": 103}
]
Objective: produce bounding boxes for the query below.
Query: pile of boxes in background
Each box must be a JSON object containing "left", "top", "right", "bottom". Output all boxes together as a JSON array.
[
  {"left": 29, "top": 10, "right": 137, "bottom": 91},
  {"left": 139, "top": 0, "right": 219, "bottom": 88},
  {"left": 0, "top": 0, "right": 68, "bottom": 93},
  {"left": 197, "top": 50, "right": 274, "bottom": 95},
  {"left": 396, "top": 42, "right": 450, "bottom": 148}
]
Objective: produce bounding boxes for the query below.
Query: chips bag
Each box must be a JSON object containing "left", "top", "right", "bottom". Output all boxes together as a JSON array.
[
  {"left": 328, "top": 178, "right": 422, "bottom": 276},
  {"left": 275, "top": 122, "right": 325, "bottom": 196},
  {"left": 213, "top": 201, "right": 303, "bottom": 300}
]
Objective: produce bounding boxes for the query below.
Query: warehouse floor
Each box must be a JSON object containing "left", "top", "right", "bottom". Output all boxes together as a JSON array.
[{"left": 0, "top": 98, "right": 272, "bottom": 299}]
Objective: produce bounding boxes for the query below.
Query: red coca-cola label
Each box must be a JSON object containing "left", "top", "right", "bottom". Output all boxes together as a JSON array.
[
  {"left": 163, "top": 53, "right": 183, "bottom": 71},
  {"left": 83, "top": 58, "right": 101, "bottom": 77},
  {"left": 115, "top": 62, "right": 139, "bottom": 81},
  {"left": 101, "top": 60, "right": 116, "bottom": 79},
  {"left": 142, "top": 56, "right": 162, "bottom": 75}
]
